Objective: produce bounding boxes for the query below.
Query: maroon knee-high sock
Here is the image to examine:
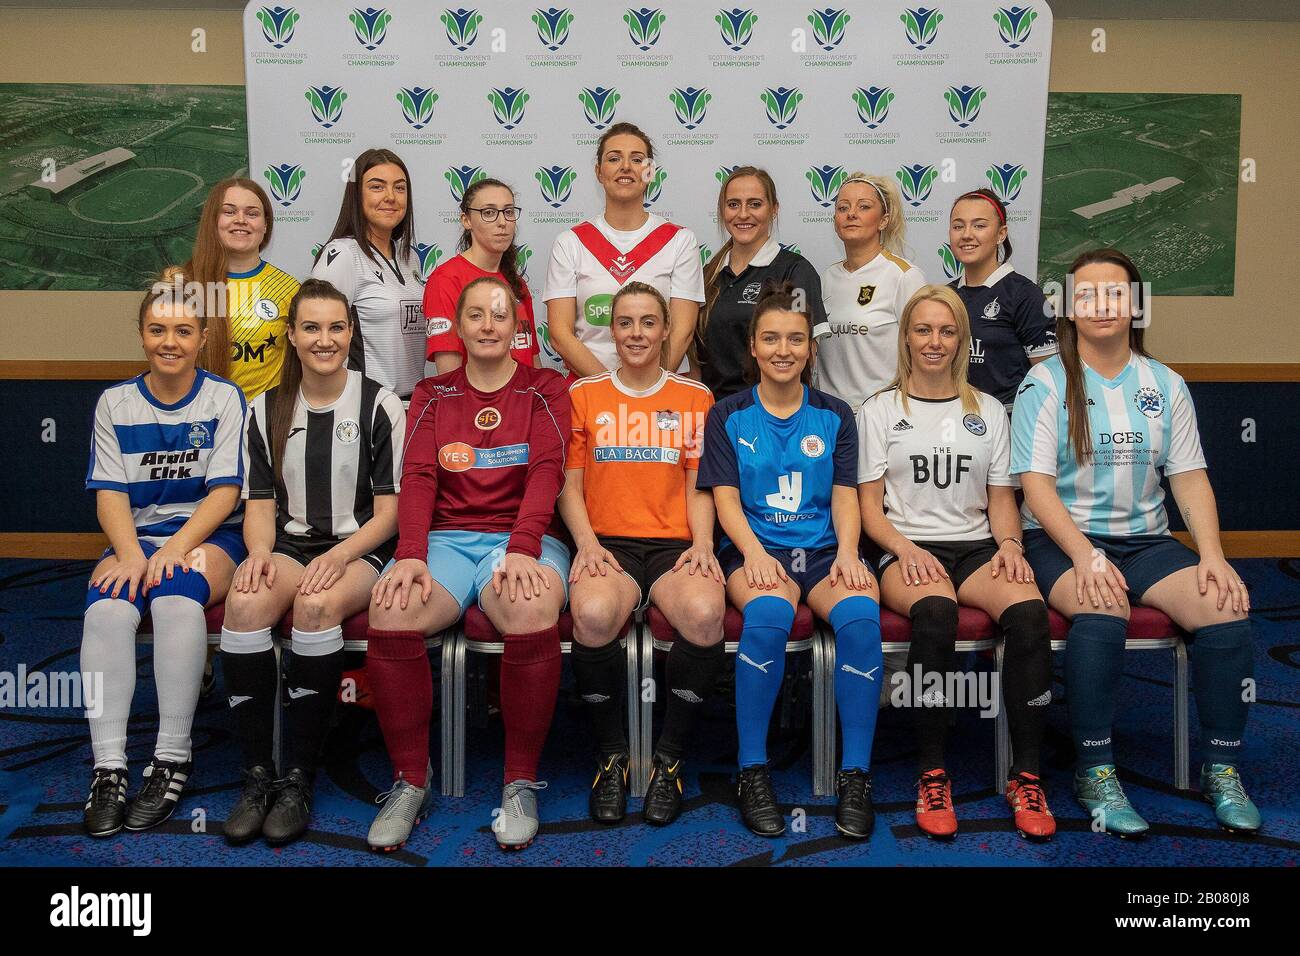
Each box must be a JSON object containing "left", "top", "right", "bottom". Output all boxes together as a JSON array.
[
  {"left": 365, "top": 628, "right": 431, "bottom": 783},
  {"left": 499, "top": 626, "right": 562, "bottom": 784}
]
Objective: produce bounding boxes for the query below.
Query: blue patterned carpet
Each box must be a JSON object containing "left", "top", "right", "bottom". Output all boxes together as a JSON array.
[{"left": 1, "top": 557, "right": 1296, "bottom": 867}]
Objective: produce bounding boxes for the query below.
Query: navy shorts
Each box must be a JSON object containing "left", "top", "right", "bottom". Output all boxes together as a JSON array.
[
  {"left": 719, "top": 543, "right": 861, "bottom": 602},
  {"left": 1023, "top": 528, "right": 1199, "bottom": 601},
  {"left": 87, "top": 527, "right": 246, "bottom": 614}
]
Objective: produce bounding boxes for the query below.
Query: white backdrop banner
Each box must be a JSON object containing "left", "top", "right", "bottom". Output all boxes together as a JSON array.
[{"left": 244, "top": 0, "right": 1052, "bottom": 369}]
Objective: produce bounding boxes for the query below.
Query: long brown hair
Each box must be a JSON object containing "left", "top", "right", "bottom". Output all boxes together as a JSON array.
[
  {"left": 1059, "top": 247, "right": 1151, "bottom": 464},
  {"left": 610, "top": 280, "right": 670, "bottom": 368},
  {"left": 701, "top": 166, "right": 779, "bottom": 342},
  {"left": 885, "top": 285, "right": 979, "bottom": 415},
  {"left": 182, "top": 177, "right": 274, "bottom": 378},
  {"left": 268, "top": 279, "right": 352, "bottom": 488},
  {"left": 744, "top": 280, "right": 815, "bottom": 386},
  {"left": 315, "top": 147, "right": 416, "bottom": 267},
  {"left": 458, "top": 178, "right": 526, "bottom": 301}
]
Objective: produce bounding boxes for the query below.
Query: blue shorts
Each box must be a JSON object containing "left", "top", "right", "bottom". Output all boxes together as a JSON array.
[
  {"left": 1023, "top": 528, "right": 1199, "bottom": 601},
  {"left": 395, "top": 530, "right": 571, "bottom": 612},
  {"left": 719, "top": 543, "right": 854, "bottom": 602},
  {"left": 87, "top": 527, "right": 246, "bottom": 613}
]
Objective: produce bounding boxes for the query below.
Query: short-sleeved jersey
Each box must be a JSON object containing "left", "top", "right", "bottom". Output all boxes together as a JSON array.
[
  {"left": 86, "top": 370, "right": 246, "bottom": 545},
  {"left": 567, "top": 369, "right": 713, "bottom": 540},
  {"left": 697, "top": 386, "right": 857, "bottom": 553},
  {"left": 396, "top": 363, "right": 571, "bottom": 561},
  {"left": 423, "top": 254, "right": 539, "bottom": 365},
  {"left": 225, "top": 260, "right": 300, "bottom": 400},
  {"left": 311, "top": 237, "right": 427, "bottom": 400},
  {"left": 858, "top": 387, "right": 1013, "bottom": 542},
  {"left": 1010, "top": 353, "right": 1206, "bottom": 536},
  {"left": 543, "top": 214, "right": 704, "bottom": 374},
  {"left": 951, "top": 262, "right": 1057, "bottom": 407},
  {"left": 817, "top": 250, "right": 928, "bottom": 409},
  {"left": 244, "top": 370, "right": 405, "bottom": 540},
  {"left": 700, "top": 238, "right": 827, "bottom": 401}
]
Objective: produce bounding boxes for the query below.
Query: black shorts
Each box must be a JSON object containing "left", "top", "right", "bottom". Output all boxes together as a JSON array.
[
  {"left": 273, "top": 533, "right": 395, "bottom": 577},
  {"left": 875, "top": 538, "right": 998, "bottom": 590},
  {"left": 598, "top": 536, "right": 690, "bottom": 611},
  {"left": 718, "top": 542, "right": 856, "bottom": 602}
]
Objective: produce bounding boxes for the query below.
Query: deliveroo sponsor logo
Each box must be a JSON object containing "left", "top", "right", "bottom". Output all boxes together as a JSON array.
[{"left": 579, "top": 87, "right": 620, "bottom": 130}]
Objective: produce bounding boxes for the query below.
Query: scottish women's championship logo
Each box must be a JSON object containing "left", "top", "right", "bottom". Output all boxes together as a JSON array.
[
  {"left": 396, "top": 87, "right": 438, "bottom": 129},
  {"left": 350, "top": 7, "right": 391, "bottom": 49},
  {"left": 579, "top": 87, "right": 620, "bottom": 130},
  {"left": 806, "top": 165, "right": 847, "bottom": 208},
  {"left": 808, "top": 8, "right": 851, "bottom": 51},
  {"left": 669, "top": 87, "right": 711, "bottom": 130},
  {"left": 901, "top": 6, "right": 943, "bottom": 49},
  {"left": 532, "top": 7, "right": 574, "bottom": 50},
  {"left": 995, "top": 5, "right": 1036, "bottom": 48},
  {"left": 986, "top": 163, "right": 1028, "bottom": 203},
  {"left": 306, "top": 86, "right": 347, "bottom": 128},
  {"left": 489, "top": 88, "right": 529, "bottom": 129},
  {"left": 624, "top": 8, "right": 666, "bottom": 50},
  {"left": 445, "top": 165, "right": 487, "bottom": 203},
  {"left": 853, "top": 86, "right": 893, "bottom": 129},
  {"left": 442, "top": 7, "right": 483, "bottom": 50},
  {"left": 761, "top": 87, "right": 803, "bottom": 130},
  {"left": 264, "top": 164, "right": 306, "bottom": 207},
  {"left": 716, "top": 8, "right": 758, "bottom": 50},
  {"left": 896, "top": 163, "right": 938, "bottom": 207},
  {"left": 414, "top": 243, "right": 444, "bottom": 280},
  {"left": 258, "top": 6, "right": 299, "bottom": 47},
  {"left": 536, "top": 166, "right": 577, "bottom": 208},
  {"left": 945, "top": 85, "right": 986, "bottom": 128}
]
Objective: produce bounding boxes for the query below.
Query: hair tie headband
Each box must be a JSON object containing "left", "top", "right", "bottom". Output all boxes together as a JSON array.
[
  {"left": 840, "top": 176, "right": 889, "bottom": 216},
  {"left": 958, "top": 191, "right": 1006, "bottom": 225}
]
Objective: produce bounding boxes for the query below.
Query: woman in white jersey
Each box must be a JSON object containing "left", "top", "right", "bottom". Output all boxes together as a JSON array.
[
  {"left": 817, "top": 172, "right": 927, "bottom": 410},
  {"left": 312, "top": 148, "right": 427, "bottom": 400},
  {"left": 543, "top": 121, "right": 704, "bottom": 378},
  {"left": 81, "top": 284, "right": 245, "bottom": 838},
  {"left": 219, "top": 279, "right": 405, "bottom": 848},
  {"left": 858, "top": 285, "right": 1054, "bottom": 842},
  {"left": 1012, "top": 248, "right": 1259, "bottom": 838}
]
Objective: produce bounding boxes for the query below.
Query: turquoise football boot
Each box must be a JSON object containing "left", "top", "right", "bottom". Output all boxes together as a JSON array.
[
  {"left": 1073, "top": 764, "right": 1149, "bottom": 838},
  {"left": 1200, "top": 764, "right": 1261, "bottom": 834}
]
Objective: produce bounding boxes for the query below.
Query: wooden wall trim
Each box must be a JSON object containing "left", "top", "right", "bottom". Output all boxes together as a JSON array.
[
  {"left": 1166, "top": 364, "right": 1300, "bottom": 382},
  {"left": 3, "top": 531, "right": 1297, "bottom": 561}
]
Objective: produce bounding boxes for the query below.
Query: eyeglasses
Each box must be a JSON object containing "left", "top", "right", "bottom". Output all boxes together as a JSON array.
[{"left": 467, "top": 205, "right": 521, "bottom": 222}]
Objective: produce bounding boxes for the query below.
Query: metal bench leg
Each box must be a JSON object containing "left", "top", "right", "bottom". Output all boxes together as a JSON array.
[
  {"left": 271, "top": 637, "right": 283, "bottom": 774},
  {"left": 453, "top": 636, "right": 467, "bottom": 798},
  {"left": 994, "top": 640, "right": 1010, "bottom": 790},
  {"left": 637, "top": 619, "right": 654, "bottom": 795},
  {"left": 440, "top": 633, "right": 458, "bottom": 797},
  {"left": 813, "top": 627, "right": 836, "bottom": 797},
  {"left": 1174, "top": 638, "right": 1190, "bottom": 791}
]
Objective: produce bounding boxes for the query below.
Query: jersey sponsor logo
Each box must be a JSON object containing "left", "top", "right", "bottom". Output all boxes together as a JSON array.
[
  {"left": 655, "top": 410, "right": 680, "bottom": 431},
  {"left": 857, "top": 284, "right": 876, "bottom": 306},
  {"left": 740, "top": 281, "right": 762, "bottom": 304},
  {"left": 138, "top": 448, "right": 201, "bottom": 480},
  {"left": 511, "top": 327, "right": 534, "bottom": 351},
  {"left": 426, "top": 317, "right": 453, "bottom": 337},
  {"left": 969, "top": 339, "right": 986, "bottom": 364},
  {"left": 583, "top": 293, "right": 613, "bottom": 327},
  {"left": 593, "top": 445, "right": 681, "bottom": 464},
  {"left": 911, "top": 453, "right": 973, "bottom": 488},
  {"left": 892, "top": 419, "right": 914, "bottom": 431},
  {"left": 800, "top": 434, "right": 825, "bottom": 458},
  {"left": 593, "top": 405, "right": 705, "bottom": 455},
  {"left": 186, "top": 423, "right": 212, "bottom": 448},
  {"left": 233, "top": 333, "right": 278, "bottom": 364},
  {"left": 253, "top": 298, "right": 280, "bottom": 322},
  {"left": 335, "top": 419, "right": 360, "bottom": 443},
  {"left": 962, "top": 413, "right": 986, "bottom": 436},
  {"left": 982, "top": 297, "right": 1001, "bottom": 319},
  {"left": 737, "top": 434, "right": 758, "bottom": 453},
  {"left": 401, "top": 300, "right": 426, "bottom": 334},
  {"left": 1098, "top": 431, "right": 1144, "bottom": 445},
  {"left": 474, "top": 407, "right": 501, "bottom": 431},
  {"left": 764, "top": 471, "right": 803, "bottom": 513},
  {"left": 1065, "top": 399, "right": 1097, "bottom": 409},
  {"left": 1133, "top": 386, "right": 1165, "bottom": 419},
  {"left": 438, "top": 441, "right": 530, "bottom": 472}
]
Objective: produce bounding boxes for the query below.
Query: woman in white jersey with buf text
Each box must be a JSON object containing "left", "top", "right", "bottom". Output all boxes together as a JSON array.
[
  {"left": 817, "top": 172, "right": 927, "bottom": 410},
  {"left": 543, "top": 121, "right": 704, "bottom": 379},
  {"left": 1012, "top": 248, "right": 1259, "bottom": 837}
]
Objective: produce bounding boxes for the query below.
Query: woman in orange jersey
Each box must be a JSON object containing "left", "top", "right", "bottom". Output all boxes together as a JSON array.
[{"left": 558, "top": 281, "right": 724, "bottom": 827}]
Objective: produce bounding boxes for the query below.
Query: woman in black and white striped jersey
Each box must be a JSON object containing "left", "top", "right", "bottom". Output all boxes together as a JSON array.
[{"left": 219, "top": 279, "right": 406, "bottom": 848}]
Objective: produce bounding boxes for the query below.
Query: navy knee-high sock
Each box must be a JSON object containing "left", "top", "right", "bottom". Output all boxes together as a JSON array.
[
  {"left": 1065, "top": 613, "right": 1129, "bottom": 772},
  {"left": 1189, "top": 619, "right": 1253, "bottom": 766},
  {"left": 735, "top": 596, "right": 794, "bottom": 768},
  {"left": 830, "top": 597, "right": 883, "bottom": 772}
]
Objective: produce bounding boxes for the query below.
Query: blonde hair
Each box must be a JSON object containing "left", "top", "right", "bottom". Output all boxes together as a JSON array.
[
  {"left": 836, "top": 172, "right": 907, "bottom": 257},
  {"left": 885, "top": 285, "right": 979, "bottom": 415}
]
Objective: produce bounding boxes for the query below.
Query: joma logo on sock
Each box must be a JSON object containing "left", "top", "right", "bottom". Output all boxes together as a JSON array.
[
  {"left": 1209, "top": 738, "right": 1241, "bottom": 747},
  {"left": 50, "top": 886, "right": 151, "bottom": 936},
  {"left": 1081, "top": 737, "right": 1112, "bottom": 747}
]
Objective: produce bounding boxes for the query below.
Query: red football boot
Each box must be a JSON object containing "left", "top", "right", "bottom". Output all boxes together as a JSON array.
[
  {"left": 1005, "top": 771, "right": 1056, "bottom": 840},
  {"left": 915, "top": 768, "right": 958, "bottom": 839}
]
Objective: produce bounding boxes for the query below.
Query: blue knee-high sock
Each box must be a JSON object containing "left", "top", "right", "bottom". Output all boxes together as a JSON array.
[
  {"left": 1189, "top": 619, "right": 1253, "bottom": 766},
  {"left": 1065, "top": 613, "right": 1129, "bottom": 772},
  {"left": 735, "top": 597, "right": 795, "bottom": 768},
  {"left": 830, "top": 597, "right": 883, "bottom": 772}
]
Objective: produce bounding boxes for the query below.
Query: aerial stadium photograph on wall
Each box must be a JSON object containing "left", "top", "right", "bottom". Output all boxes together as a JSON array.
[
  {"left": 1038, "top": 91, "right": 1240, "bottom": 296},
  {"left": 0, "top": 84, "right": 247, "bottom": 290}
]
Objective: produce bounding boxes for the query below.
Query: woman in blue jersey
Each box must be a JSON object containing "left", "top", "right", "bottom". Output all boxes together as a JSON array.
[
  {"left": 697, "top": 281, "right": 883, "bottom": 841},
  {"left": 81, "top": 284, "right": 247, "bottom": 838},
  {"left": 948, "top": 188, "right": 1057, "bottom": 408},
  {"left": 1012, "top": 248, "right": 1258, "bottom": 837}
]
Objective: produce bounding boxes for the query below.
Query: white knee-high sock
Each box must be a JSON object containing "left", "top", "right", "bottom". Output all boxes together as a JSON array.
[
  {"left": 81, "top": 599, "right": 141, "bottom": 770},
  {"left": 149, "top": 595, "right": 208, "bottom": 763}
]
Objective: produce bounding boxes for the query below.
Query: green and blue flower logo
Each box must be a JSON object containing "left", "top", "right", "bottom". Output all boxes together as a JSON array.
[
  {"left": 624, "top": 8, "right": 666, "bottom": 50},
  {"left": 779, "top": 242, "right": 802, "bottom": 256},
  {"left": 349, "top": 7, "right": 391, "bottom": 49},
  {"left": 442, "top": 8, "right": 483, "bottom": 50},
  {"left": 517, "top": 243, "right": 534, "bottom": 278},
  {"left": 715, "top": 165, "right": 739, "bottom": 183},
  {"left": 445, "top": 165, "right": 487, "bottom": 203},
  {"left": 579, "top": 87, "right": 620, "bottom": 130},
  {"left": 489, "top": 87, "right": 529, "bottom": 130},
  {"left": 669, "top": 87, "right": 711, "bottom": 130},
  {"left": 994, "top": 5, "right": 1036, "bottom": 48},
  {"left": 895, "top": 163, "right": 938, "bottom": 206},
  {"left": 985, "top": 163, "right": 1028, "bottom": 203},
  {"left": 901, "top": 7, "right": 943, "bottom": 50},
  {"left": 806, "top": 164, "right": 847, "bottom": 208},
  {"left": 698, "top": 244, "right": 713, "bottom": 266},
  {"left": 306, "top": 86, "right": 347, "bottom": 128},
  {"left": 938, "top": 243, "right": 964, "bottom": 280},
  {"left": 532, "top": 7, "right": 574, "bottom": 50},
  {"left": 536, "top": 165, "right": 577, "bottom": 208},
  {"left": 808, "top": 8, "right": 850, "bottom": 51},
  {"left": 257, "top": 6, "right": 299, "bottom": 48},
  {"left": 264, "top": 163, "right": 306, "bottom": 207},
  {"left": 396, "top": 87, "right": 438, "bottom": 129},
  {"left": 716, "top": 8, "right": 758, "bottom": 51},
  {"left": 643, "top": 165, "right": 667, "bottom": 208},
  {"left": 945, "top": 85, "right": 986, "bottom": 128},
  {"left": 415, "top": 243, "right": 444, "bottom": 280},
  {"left": 853, "top": 86, "right": 894, "bottom": 129},
  {"left": 761, "top": 87, "right": 803, "bottom": 130}
]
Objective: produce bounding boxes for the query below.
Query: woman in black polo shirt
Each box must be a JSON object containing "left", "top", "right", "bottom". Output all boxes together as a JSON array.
[{"left": 697, "top": 167, "right": 825, "bottom": 400}]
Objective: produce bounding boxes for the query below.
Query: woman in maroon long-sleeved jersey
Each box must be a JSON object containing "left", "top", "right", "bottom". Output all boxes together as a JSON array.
[{"left": 364, "top": 276, "right": 572, "bottom": 853}]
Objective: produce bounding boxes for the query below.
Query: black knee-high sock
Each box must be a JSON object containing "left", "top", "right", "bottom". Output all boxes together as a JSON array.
[
  {"left": 571, "top": 641, "right": 627, "bottom": 756},
  {"left": 283, "top": 632, "right": 346, "bottom": 776},
  {"left": 998, "top": 600, "right": 1053, "bottom": 777},
  {"left": 656, "top": 638, "right": 724, "bottom": 762},
  {"left": 1189, "top": 619, "right": 1253, "bottom": 766},
  {"left": 221, "top": 643, "right": 278, "bottom": 771},
  {"left": 906, "top": 596, "right": 959, "bottom": 771}
]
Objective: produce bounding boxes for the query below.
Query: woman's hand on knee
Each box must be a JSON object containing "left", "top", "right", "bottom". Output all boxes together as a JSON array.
[
  {"left": 494, "top": 553, "right": 550, "bottom": 602},
  {"left": 1197, "top": 556, "right": 1249, "bottom": 615},
  {"left": 237, "top": 550, "right": 275, "bottom": 594},
  {"left": 93, "top": 555, "right": 148, "bottom": 603},
  {"left": 373, "top": 558, "right": 433, "bottom": 611}
]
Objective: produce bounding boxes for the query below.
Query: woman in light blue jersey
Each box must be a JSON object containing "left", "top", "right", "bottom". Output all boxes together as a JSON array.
[{"left": 1011, "top": 248, "right": 1258, "bottom": 838}]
